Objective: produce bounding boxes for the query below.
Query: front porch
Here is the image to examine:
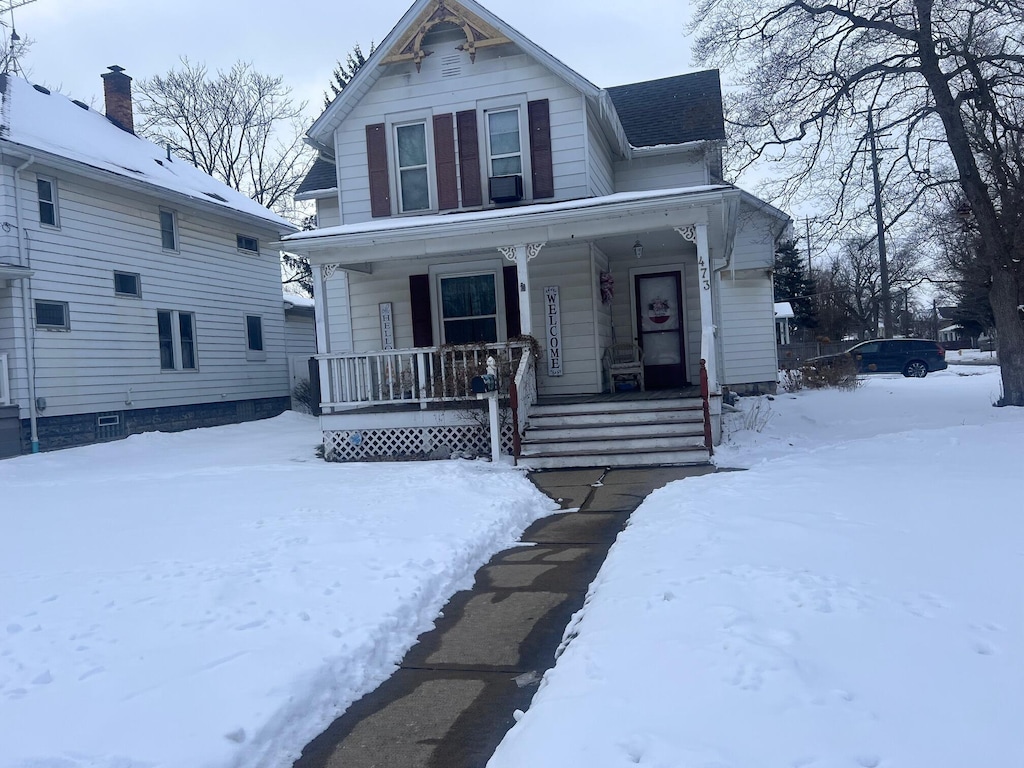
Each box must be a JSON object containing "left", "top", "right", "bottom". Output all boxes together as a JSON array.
[{"left": 316, "top": 342, "right": 717, "bottom": 466}]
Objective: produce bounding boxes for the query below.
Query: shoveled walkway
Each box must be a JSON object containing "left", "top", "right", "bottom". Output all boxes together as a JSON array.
[{"left": 292, "top": 464, "right": 716, "bottom": 768}]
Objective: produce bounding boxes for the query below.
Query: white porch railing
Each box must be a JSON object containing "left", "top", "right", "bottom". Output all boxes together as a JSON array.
[
  {"left": 318, "top": 342, "right": 530, "bottom": 411},
  {"left": 509, "top": 346, "right": 537, "bottom": 456}
]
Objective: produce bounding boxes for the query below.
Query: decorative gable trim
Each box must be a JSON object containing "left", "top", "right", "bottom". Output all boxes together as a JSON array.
[{"left": 382, "top": 0, "right": 512, "bottom": 72}]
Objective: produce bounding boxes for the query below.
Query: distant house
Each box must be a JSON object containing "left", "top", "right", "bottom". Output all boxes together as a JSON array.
[
  {"left": 0, "top": 68, "right": 300, "bottom": 457},
  {"left": 284, "top": 0, "right": 790, "bottom": 468}
]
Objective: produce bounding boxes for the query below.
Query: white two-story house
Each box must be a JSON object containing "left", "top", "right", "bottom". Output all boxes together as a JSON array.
[
  {"left": 0, "top": 68, "right": 299, "bottom": 457},
  {"left": 284, "top": 0, "right": 790, "bottom": 468}
]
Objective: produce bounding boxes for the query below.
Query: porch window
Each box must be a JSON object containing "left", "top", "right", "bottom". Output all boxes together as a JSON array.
[
  {"left": 395, "top": 122, "right": 430, "bottom": 212},
  {"left": 440, "top": 273, "right": 498, "bottom": 344},
  {"left": 486, "top": 109, "right": 522, "bottom": 176}
]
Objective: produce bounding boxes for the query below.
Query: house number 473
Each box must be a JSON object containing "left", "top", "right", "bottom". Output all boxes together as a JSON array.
[{"left": 697, "top": 255, "right": 711, "bottom": 291}]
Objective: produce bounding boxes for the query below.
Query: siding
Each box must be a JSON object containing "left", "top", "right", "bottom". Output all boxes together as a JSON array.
[
  {"left": 586, "top": 104, "right": 614, "bottom": 197},
  {"left": 316, "top": 196, "right": 341, "bottom": 228},
  {"left": 334, "top": 45, "right": 589, "bottom": 225},
  {"left": 717, "top": 272, "right": 778, "bottom": 385},
  {"left": 1, "top": 161, "right": 290, "bottom": 420},
  {"left": 613, "top": 152, "right": 708, "bottom": 193},
  {"left": 285, "top": 314, "right": 317, "bottom": 358}
]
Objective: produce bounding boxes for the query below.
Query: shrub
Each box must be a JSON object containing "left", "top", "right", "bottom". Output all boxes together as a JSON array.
[
  {"left": 798, "top": 355, "right": 861, "bottom": 390},
  {"left": 292, "top": 379, "right": 315, "bottom": 413}
]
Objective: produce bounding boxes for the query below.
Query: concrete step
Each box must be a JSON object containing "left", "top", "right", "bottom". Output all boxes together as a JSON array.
[
  {"left": 523, "top": 421, "right": 706, "bottom": 442},
  {"left": 519, "top": 447, "right": 712, "bottom": 470},
  {"left": 530, "top": 397, "right": 704, "bottom": 417},
  {"left": 521, "top": 433, "right": 708, "bottom": 455},
  {"left": 528, "top": 407, "right": 704, "bottom": 428}
]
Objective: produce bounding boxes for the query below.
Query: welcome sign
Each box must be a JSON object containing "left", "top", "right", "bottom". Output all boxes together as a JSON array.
[{"left": 544, "top": 286, "right": 563, "bottom": 377}]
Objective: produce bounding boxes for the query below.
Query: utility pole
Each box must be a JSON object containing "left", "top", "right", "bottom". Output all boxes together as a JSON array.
[
  {"left": 804, "top": 217, "right": 813, "bottom": 279},
  {"left": 867, "top": 110, "right": 894, "bottom": 338}
]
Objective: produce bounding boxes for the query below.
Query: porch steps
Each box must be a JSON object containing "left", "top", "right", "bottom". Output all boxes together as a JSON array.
[{"left": 519, "top": 396, "right": 712, "bottom": 470}]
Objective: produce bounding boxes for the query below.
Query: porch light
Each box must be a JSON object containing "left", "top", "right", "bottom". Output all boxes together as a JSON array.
[{"left": 633, "top": 239, "right": 644, "bottom": 259}]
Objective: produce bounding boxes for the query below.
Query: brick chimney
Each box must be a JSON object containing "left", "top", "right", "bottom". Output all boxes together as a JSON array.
[{"left": 101, "top": 65, "right": 134, "bottom": 134}]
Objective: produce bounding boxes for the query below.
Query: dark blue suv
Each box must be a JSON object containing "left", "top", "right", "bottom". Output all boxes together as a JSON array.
[{"left": 811, "top": 339, "right": 948, "bottom": 377}]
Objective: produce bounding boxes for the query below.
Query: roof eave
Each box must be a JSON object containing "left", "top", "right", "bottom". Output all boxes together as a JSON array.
[{"left": 282, "top": 187, "right": 738, "bottom": 263}]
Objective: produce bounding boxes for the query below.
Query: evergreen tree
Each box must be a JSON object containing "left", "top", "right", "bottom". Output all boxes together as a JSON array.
[
  {"left": 324, "top": 43, "right": 375, "bottom": 108},
  {"left": 773, "top": 240, "right": 817, "bottom": 333}
]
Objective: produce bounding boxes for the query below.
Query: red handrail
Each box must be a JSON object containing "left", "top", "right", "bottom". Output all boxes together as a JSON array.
[{"left": 699, "top": 358, "right": 714, "bottom": 456}]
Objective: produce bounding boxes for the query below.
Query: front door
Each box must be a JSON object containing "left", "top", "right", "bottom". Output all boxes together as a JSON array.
[{"left": 634, "top": 272, "right": 687, "bottom": 389}]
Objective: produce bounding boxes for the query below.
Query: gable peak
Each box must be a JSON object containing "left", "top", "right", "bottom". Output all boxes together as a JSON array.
[{"left": 383, "top": 0, "right": 511, "bottom": 72}]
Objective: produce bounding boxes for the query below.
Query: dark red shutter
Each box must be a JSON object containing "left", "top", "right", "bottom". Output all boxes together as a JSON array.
[
  {"left": 409, "top": 274, "right": 434, "bottom": 347},
  {"left": 433, "top": 113, "right": 459, "bottom": 211},
  {"left": 366, "top": 123, "right": 391, "bottom": 218},
  {"left": 503, "top": 266, "right": 521, "bottom": 338},
  {"left": 528, "top": 99, "right": 554, "bottom": 199},
  {"left": 456, "top": 109, "right": 483, "bottom": 207}
]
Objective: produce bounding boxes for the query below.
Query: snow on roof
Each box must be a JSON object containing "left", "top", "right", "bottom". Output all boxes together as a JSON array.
[
  {"left": 774, "top": 302, "right": 795, "bottom": 319},
  {"left": 283, "top": 292, "right": 314, "bottom": 308},
  {"left": 0, "top": 75, "right": 295, "bottom": 232},
  {"left": 283, "top": 185, "right": 731, "bottom": 242}
]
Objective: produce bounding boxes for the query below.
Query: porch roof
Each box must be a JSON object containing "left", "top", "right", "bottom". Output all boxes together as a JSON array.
[
  {"left": 0, "top": 263, "right": 33, "bottom": 281},
  {"left": 281, "top": 185, "right": 736, "bottom": 265}
]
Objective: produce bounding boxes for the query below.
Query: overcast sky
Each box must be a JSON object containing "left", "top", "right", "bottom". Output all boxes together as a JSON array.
[{"left": 9, "top": 0, "right": 696, "bottom": 124}]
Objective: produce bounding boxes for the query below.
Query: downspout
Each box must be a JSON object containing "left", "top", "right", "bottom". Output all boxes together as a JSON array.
[{"left": 13, "top": 154, "right": 39, "bottom": 452}]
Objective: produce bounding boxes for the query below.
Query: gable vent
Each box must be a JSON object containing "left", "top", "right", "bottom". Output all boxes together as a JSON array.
[{"left": 440, "top": 54, "right": 462, "bottom": 78}]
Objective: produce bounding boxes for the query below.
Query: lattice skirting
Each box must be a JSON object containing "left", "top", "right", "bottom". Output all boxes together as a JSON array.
[{"left": 324, "top": 423, "right": 516, "bottom": 462}]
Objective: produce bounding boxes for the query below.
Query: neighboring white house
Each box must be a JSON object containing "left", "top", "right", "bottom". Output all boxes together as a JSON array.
[
  {"left": 284, "top": 0, "right": 790, "bottom": 467},
  {"left": 774, "top": 301, "right": 795, "bottom": 345},
  {"left": 0, "top": 68, "right": 299, "bottom": 457}
]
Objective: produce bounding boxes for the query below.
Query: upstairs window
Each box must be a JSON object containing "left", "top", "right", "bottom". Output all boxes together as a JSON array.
[
  {"left": 114, "top": 271, "right": 141, "bottom": 298},
  {"left": 237, "top": 234, "right": 259, "bottom": 254},
  {"left": 486, "top": 109, "right": 522, "bottom": 177},
  {"left": 159, "top": 209, "right": 178, "bottom": 251},
  {"left": 158, "top": 310, "right": 197, "bottom": 370},
  {"left": 37, "top": 177, "right": 59, "bottom": 227},
  {"left": 395, "top": 121, "right": 430, "bottom": 212}
]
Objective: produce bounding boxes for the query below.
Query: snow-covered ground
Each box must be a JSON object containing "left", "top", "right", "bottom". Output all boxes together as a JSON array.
[
  {"left": 0, "top": 413, "right": 556, "bottom": 768},
  {"left": 490, "top": 368, "right": 1023, "bottom": 768}
]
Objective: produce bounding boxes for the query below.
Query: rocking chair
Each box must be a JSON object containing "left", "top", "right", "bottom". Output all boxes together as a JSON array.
[{"left": 603, "top": 342, "right": 645, "bottom": 392}]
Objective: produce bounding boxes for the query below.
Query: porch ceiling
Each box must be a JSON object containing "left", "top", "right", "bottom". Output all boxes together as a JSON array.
[{"left": 282, "top": 186, "right": 740, "bottom": 266}]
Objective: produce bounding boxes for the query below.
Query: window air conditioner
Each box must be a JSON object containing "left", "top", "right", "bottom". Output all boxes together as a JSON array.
[{"left": 488, "top": 174, "right": 524, "bottom": 203}]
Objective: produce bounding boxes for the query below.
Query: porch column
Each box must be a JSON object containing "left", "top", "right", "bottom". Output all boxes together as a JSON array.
[
  {"left": 499, "top": 243, "right": 545, "bottom": 336},
  {"left": 675, "top": 224, "right": 719, "bottom": 392},
  {"left": 311, "top": 264, "right": 335, "bottom": 411}
]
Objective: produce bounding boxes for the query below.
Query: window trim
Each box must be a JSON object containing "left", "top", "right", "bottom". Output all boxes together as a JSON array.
[
  {"left": 244, "top": 313, "right": 266, "bottom": 361},
  {"left": 157, "top": 309, "right": 198, "bottom": 371},
  {"left": 159, "top": 208, "right": 178, "bottom": 252},
  {"left": 429, "top": 259, "right": 507, "bottom": 345},
  {"left": 387, "top": 113, "right": 437, "bottom": 215},
  {"left": 34, "top": 299, "right": 70, "bottom": 331},
  {"left": 236, "top": 234, "right": 260, "bottom": 255},
  {"left": 37, "top": 175, "right": 59, "bottom": 228},
  {"left": 113, "top": 270, "right": 142, "bottom": 298},
  {"left": 477, "top": 96, "right": 532, "bottom": 204}
]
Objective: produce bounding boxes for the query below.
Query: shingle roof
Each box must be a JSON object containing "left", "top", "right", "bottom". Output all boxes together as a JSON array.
[
  {"left": 296, "top": 157, "right": 338, "bottom": 195},
  {"left": 607, "top": 70, "right": 726, "bottom": 148}
]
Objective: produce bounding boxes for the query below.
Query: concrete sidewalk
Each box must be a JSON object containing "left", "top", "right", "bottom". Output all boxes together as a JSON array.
[{"left": 293, "top": 464, "right": 716, "bottom": 768}]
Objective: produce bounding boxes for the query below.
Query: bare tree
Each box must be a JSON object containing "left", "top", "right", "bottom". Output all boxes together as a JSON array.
[
  {"left": 692, "top": 0, "right": 1024, "bottom": 405},
  {"left": 135, "top": 59, "right": 312, "bottom": 215}
]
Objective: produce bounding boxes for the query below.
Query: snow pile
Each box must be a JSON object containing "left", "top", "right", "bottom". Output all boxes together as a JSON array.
[
  {"left": 0, "top": 413, "right": 556, "bottom": 768},
  {"left": 490, "top": 369, "right": 1023, "bottom": 768}
]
